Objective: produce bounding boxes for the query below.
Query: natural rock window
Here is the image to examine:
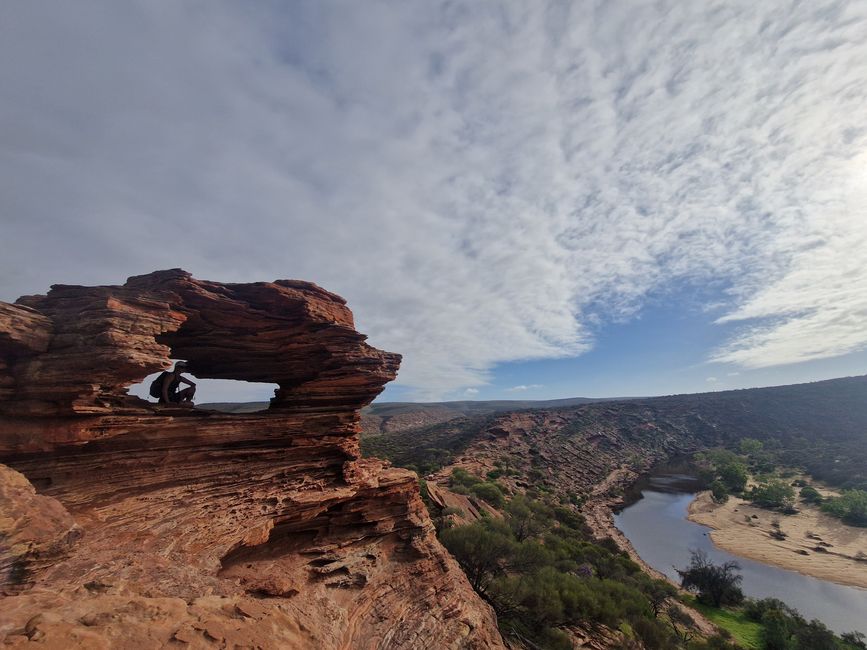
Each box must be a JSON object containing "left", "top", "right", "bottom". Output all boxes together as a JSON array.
[
  {"left": 126, "top": 373, "right": 279, "bottom": 412},
  {"left": 0, "top": 269, "right": 400, "bottom": 418}
]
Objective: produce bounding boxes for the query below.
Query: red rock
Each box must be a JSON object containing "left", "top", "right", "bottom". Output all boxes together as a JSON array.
[{"left": 0, "top": 271, "right": 503, "bottom": 649}]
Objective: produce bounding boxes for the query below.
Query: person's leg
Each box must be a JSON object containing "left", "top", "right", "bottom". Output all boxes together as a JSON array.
[{"left": 179, "top": 386, "right": 196, "bottom": 403}]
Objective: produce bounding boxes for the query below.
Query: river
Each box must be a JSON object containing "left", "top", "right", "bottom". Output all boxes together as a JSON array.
[{"left": 612, "top": 467, "right": 867, "bottom": 636}]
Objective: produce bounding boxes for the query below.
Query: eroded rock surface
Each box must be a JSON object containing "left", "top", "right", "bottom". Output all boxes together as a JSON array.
[{"left": 0, "top": 270, "right": 502, "bottom": 649}]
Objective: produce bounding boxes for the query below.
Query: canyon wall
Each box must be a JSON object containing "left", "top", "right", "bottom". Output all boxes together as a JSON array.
[{"left": 0, "top": 270, "right": 503, "bottom": 649}]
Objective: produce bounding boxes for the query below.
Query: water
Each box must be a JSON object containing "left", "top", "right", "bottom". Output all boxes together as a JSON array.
[{"left": 613, "top": 469, "right": 867, "bottom": 636}]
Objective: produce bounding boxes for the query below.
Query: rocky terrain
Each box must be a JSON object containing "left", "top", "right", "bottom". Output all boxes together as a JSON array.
[
  {"left": 363, "top": 375, "right": 867, "bottom": 645},
  {"left": 364, "top": 375, "right": 867, "bottom": 497},
  {"left": 0, "top": 270, "right": 503, "bottom": 649},
  {"left": 360, "top": 397, "right": 618, "bottom": 436}
]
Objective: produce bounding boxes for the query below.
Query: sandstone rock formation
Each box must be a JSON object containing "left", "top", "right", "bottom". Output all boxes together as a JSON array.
[{"left": 0, "top": 270, "right": 503, "bottom": 649}]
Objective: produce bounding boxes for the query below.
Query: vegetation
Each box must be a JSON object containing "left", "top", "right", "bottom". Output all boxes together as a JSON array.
[
  {"left": 695, "top": 449, "right": 748, "bottom": 502},
  {"left": 745, "top": 480, "right": 796, "bottom": 512},
  {"left": 711, "top": 480, "right": 730, "bottom": 504},
  {"left": 360, "top": 379, "right": 867, "bottom": 646},
  {"left": 821, "top": 490, "right": 867, "bottom": 527},
  {"left": 778, "top": 438, "right": 867, "bottom": 493},
  {"left": 683, "top": 596, "right": 763, "bottom": 649},
  {"left": 676, "top": 550, "right": 744, "bottom": 608},
  {"left": 440, "top": 493, "right": 708, "bottom": 649},
  {"left": 361, "top": 415, "right": 497, "bottom": 475},
  {"left": 799, "top": 485, "right": 823, "bottom": 504},
  {"left": 742, "top": 598, "right": 866, "bottom": 650},
  {"left": 449, "top": 468, "right": 507, "bottom": 507},
  {"left": 683, "top": 595, "right": 866, "bottom": 650}
]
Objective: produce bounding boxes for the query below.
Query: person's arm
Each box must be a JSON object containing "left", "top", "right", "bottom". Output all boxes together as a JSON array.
[
  {"left": 179, "top": 375, "right": 196, "bottom": 387},
  {"left": 161, "top": 373, "right": 171, "bottom": 403}
]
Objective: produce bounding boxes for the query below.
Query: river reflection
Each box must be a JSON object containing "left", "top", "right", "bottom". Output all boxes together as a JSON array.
[{"left": 613, "top": 470, "right": 867, "bottom": 635}]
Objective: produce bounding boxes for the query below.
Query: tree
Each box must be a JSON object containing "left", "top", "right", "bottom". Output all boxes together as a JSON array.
[
  {"left": 470, "top": 481, "right": 506, "bottom": 508},
  {"left": 821, "top": 489, "right": 867, "bottom": 527},
  {"left": 718, "top": 462, "right": 748, "bottom": 493},
  {"left": 676, "top": 550, "right": 744, "bottom": 607},
  {"left": 762, "top": 607, "right": 796, "bottom": 650},
  {"left": 439, "top": 519, "right": 513, "bottom": 594},
  {"left": 748, "top": 480, "right": 795, "bottom": 510},
  {"left": 710, "top": 480, "right": 730, "bottom": 504},
  {"left": 666, "top": 604, "right": 697, "bottom": 643},
  {"left": 635, "top": 574, "right": 677, "bottom": 618},
  {"left": 740, "top": 438, "right": 764, "bottom": 455},
  {"left": 505, "top": 494, "right": 552, "bottom": 541},
  {"left": 841, "top": 631, "right": 867, "bottom": 649}
]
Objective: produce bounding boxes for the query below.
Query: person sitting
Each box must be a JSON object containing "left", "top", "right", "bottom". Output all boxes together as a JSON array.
[{"left": 149, "top": 361, "right": 196, "bottom": 406}]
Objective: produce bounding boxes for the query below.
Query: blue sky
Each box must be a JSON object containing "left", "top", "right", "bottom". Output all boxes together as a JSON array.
[{"left": 2, "top": 2, "right": 867, "bottom": 404}]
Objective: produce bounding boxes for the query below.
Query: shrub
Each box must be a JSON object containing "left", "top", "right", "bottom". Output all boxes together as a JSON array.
[
  {"left": 739, "top": 438, "right": 764, "bottom": 455},
  {"left": 450, "top": 468, "right": 482, "bottom": 488},
  {"left": 439, "top": 519, "right": 513, "bottom": 593},
  {"left": 747, "top": 480, "right": 796, "bottom": 511},
  {"left": 821, "top": 489, "right": 867, "bottom": 527},
  {"left": 470, "top": 481, "right": 506, "bottom": 508},
  {"left": 719, "top": 462, "right": 749, "bottom": 493},
  {"left": 505, "top": 494, "right": 552, "bottom": 541},
  {"left": 799, "top": 485, "right": 823, "bottom": 504},
  {"left": 676, "top": 550, "right": 744, "bottom": 608},
  {"left": 441, "top": 492, "right": 685, "bottom": 648},
  {"left": 710, "top": 480, "right": 730, "bottom": 504},
  {"left": 769, "top": 529, "right": 787, "bottom": 541}
]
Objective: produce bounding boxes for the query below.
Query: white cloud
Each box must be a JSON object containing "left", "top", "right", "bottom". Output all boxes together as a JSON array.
[
  {"left": 2, "top": 1, "right": 866, "bottom": 398},
  {"left": 506, "top": 384, "right": 544, "bottom": 392},
  {"left": 706, "top": 377, "right": 718, "bottom": 383},
  {"left": 464, "top": 388, "right": 479, "bottom": 395}
]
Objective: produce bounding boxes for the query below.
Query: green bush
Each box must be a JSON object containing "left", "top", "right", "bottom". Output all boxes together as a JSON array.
[
  {"left": 718, "top": 462, "right": 749, "bottom": 493},
  {"left": 821, "top": 489, "right": 867, "bottom": 527},
  {"left": 441, "top": 493, "right": 687, "bottom": 649},
  {"left": 747, "top": 480, "right": 796, "bottom": 511},
  {"left": 711, "top": 480, "right": 730, "bottom": 504},
  {"left": 450, "top": 467, "right": 482, "bottom": 488},
  {"left": 740, "top": 438, "right": 764, "bottom": 456},
  {"left": 799, "top": 485, "right": 823, "bottom": 504},
  {"left": 470, "top": 481, "right": 506, "bottom": 508}
]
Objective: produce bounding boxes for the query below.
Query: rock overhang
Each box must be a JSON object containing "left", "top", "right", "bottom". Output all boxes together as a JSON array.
[{"left": 1, "top": 269, "right": 400, "bottom": 423}]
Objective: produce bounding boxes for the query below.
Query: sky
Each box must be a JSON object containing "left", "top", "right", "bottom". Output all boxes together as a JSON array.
[{"left": 2, "top": 1, "right": 866, "bottom": 404}]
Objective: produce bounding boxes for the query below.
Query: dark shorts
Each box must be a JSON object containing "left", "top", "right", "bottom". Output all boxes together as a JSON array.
[{"left": 160, "top": 392, "right": 183, "bottom": 404}]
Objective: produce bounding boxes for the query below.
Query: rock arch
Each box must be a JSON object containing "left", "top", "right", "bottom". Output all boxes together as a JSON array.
[{"left": 1, "top": 269, "right": 400, "bottom": 419}]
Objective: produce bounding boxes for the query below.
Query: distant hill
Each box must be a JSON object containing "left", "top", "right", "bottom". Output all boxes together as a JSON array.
[
  {"left": 360, "top": 395, "right": 634, "bottom": 434},
  {"left": 361, "top": 375, "right": 867, "bottom": 490},
  {"left": 197, "top": 401, "right": 270, "bottom": 413},
  {"left": 199, "top": 394, "right": 633, "bottom": 425}
]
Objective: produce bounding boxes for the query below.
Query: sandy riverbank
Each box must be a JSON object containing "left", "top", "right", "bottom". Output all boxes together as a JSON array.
[{"left": 687, "top": 491, "right": 867, "bottom": 589}]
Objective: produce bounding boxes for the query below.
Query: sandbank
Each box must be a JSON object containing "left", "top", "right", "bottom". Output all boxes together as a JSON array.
[{"left": 687, "top": 491, "right": 867, "bottom": 589}]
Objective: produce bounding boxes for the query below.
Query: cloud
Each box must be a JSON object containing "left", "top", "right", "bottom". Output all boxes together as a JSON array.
[
  {"left": 506, "top": 384, "right": 544, "bottom": 392},
  {"left": 464, "top": 388, "right": 479, "bottom": 395},
  {"left": 706, "top": 377, "right": 718, "bottom": 383},
  {"left": 2, "top": 2, "right": 866, "bottom": 398}
]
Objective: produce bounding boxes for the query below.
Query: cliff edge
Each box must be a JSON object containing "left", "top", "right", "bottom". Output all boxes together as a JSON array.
[{"left": 0, "top": 270, "right": 503, "bottom": 649}]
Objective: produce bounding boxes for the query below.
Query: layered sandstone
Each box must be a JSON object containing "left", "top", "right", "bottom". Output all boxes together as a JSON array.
[{"left": 0, "top": 270, "right": 502, "bottom": 649}]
